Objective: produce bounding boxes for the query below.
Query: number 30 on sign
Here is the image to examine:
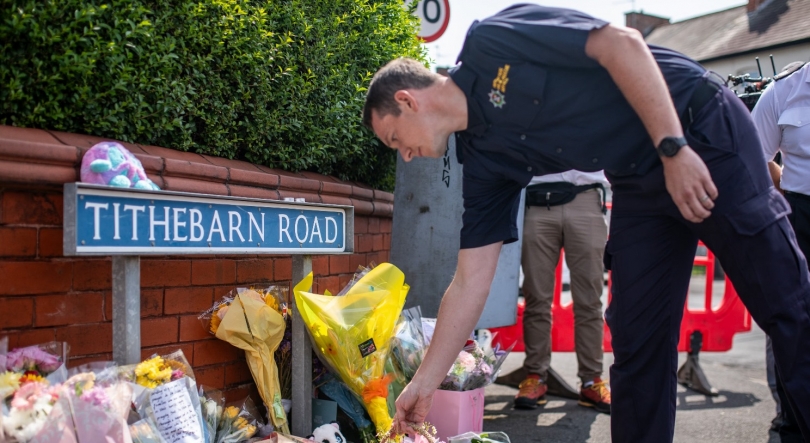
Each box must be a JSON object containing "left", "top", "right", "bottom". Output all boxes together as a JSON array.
[{"left": 405, "top": 0, "right": 450, "bottom": 43}]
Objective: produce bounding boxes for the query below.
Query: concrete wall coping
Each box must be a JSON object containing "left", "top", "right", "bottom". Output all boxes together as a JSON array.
[{"left": 0, "top": 125, "right": 394, "bottom": 217}]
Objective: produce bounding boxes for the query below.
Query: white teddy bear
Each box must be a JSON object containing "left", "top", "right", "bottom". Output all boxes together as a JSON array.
[{"left": 308, "top": 422, "right": 346, "bottom": 443}]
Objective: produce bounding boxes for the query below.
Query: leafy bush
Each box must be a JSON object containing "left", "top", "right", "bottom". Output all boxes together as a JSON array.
[{"left": 0, "top": 0, "right": 427, "bottom": 189}]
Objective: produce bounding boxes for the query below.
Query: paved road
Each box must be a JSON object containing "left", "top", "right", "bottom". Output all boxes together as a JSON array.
[{"left": 483, "top": 278, "right": 781, "bottom": 442}]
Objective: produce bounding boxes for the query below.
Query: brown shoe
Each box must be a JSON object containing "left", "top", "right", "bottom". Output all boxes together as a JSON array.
[
  {"left": 578, "top": 377, "right": 611, "bottom": 414},
  {"left": 514, "top": 374, "right": 548, "bottom": 409}
]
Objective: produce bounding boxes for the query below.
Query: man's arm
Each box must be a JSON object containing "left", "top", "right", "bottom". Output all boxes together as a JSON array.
[
  {"left": 768, "top": 161, "right": 783, "bottom": 192},
  {"left": 393, "top": 241, "right": 502, "bottom": 432},
  {"left": 585, "top": 24, "right": 718, "bottom": 223}
]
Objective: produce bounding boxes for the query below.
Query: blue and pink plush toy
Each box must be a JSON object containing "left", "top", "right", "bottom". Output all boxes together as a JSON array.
[{"left": 80, "top": 141, "right": 160, "bottom": 190}]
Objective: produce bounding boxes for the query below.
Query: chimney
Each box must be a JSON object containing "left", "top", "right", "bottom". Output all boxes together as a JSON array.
[
  {"left": 747, "top": 0, "right": 765, "bottom": 12},
  {"left": 625, "top": 11, "right": 670, "bottom": 37}
]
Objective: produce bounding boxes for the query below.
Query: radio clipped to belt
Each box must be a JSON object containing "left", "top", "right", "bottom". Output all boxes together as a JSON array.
[{"left": 525, "top": 182, "right": 607, "bottom": 214}]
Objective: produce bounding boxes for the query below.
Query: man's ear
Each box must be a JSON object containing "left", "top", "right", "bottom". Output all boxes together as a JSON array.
[{"left": 393, "top": 90, "right": 418, "bottom": 112}]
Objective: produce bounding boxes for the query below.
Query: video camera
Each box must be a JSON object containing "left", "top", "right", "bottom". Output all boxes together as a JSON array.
[{"left": 726, "top": 55, "right": 776, "bottom": 111}]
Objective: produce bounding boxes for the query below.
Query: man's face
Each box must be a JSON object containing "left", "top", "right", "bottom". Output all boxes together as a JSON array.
[{"left": 371, "top": 102, "right": 447, "bottom": 162}]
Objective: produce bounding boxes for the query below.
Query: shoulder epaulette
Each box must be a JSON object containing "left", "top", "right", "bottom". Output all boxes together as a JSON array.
[{"left": 774, "top": 61, "right": 807, "bottom": 81}]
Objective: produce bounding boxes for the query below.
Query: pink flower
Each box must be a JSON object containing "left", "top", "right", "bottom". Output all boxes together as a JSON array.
[
  {"left": 5, "top": 346, "right": 61, "bottom": 374},
  {"left": 10, "top": 382, "right": 58, "bottom": 410},
  {"left": 456, "top": 351, "right": 477, "bottom": 372},
  {"left": 80, "top": 386, "right": 110, "bottom": 407},
  {"left": 171, "top": 369, "right": 185, "bottom": 381}
]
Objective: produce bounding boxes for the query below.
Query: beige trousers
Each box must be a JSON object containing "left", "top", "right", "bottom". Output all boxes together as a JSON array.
[{"left": 521, "top": 188, "right": 607, "bottom": 382}]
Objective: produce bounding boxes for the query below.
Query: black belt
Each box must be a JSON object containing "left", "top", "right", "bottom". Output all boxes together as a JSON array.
[
  {"left": 681, "top": 80, "right": 721, "bottom": 127},
  {"left": 525, "top": 182, "right": 607, "bottom": 214},
  {"left": 784, "top": 190, "right": 810, "bottom": 201}
]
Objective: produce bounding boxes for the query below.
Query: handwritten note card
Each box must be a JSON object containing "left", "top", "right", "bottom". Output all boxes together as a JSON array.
[{"left": 151, "top": 379, "right": 203, "bottom": 443}]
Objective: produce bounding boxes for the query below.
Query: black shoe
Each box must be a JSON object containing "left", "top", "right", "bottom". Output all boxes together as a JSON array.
[{"left": 770, "top": 414, "right": 783, "bottom": 432}]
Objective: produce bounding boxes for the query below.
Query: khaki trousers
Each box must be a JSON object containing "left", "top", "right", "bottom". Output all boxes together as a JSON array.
[{"left": 521, "top": 189, "right": 607, "bottom": 382}]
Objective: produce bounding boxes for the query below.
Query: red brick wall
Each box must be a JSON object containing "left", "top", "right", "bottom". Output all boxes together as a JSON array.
[{"left": 0, "top": 125, "right": 393, "bottom": 402}]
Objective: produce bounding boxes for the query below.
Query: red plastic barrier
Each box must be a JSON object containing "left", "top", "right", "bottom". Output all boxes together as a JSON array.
[{"left": 490, "top": 243, "right": 751, "bottom": 353}]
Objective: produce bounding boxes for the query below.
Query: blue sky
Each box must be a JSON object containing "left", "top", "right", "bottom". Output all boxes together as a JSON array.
[{"left": 423, "top": 0, "right": 747, "bottom": 67}]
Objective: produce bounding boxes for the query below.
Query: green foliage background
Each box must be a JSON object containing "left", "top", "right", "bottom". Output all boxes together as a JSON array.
[{"left": 0, "top": 0, "right": 427, "bottom": 190}]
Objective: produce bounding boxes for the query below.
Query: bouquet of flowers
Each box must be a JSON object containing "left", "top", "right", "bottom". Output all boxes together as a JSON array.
[
  {"left": 439, "top": 339, "right": 510, "bottom": 392},
  {"left": 122, "top": 350, "right": 207, "bottom": 443},
  {"left": 199, "top": 386, "right": 224, "bottom": 443},
  {"left": 31, "top": 368, "right": 133, "bottom": 443},
  {"left": 214, "top": 398, "right": 261, "bottom": 443},
  {"left": 293, "top": 263, "right": 409, "bottom": 435},
  {"left": 201, "top": 286, "right": 290, "bottom": 434},
  {"left": 4, "top": 342, "right": 69, "bottom": 385},
  {"left": 1, "top": 342, "right": 71, "bottom": 443},
  {"left": 2, "top": 381, "right": 61, "bottom": 442}
]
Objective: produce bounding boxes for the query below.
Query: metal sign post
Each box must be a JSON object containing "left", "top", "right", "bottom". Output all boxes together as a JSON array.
[{"left": 63, "top": 183, "right": 354, "bottom": 436}]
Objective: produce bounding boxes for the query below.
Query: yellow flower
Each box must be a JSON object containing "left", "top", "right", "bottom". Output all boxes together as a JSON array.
[
  {"left": 234, "top": 416, "right": 249, "bottom": 429},
  {"left": 245, "top": 424, "right": 257, "bottom": 437},
  {"left": 265, "top": 295, "right": 279, "bottom": 312},
  {"left": 0, "top": 371, "right": 21, "bottom": 398},
  {"left": 135, "top": 356, "right": 172, "bottom": 388},
  {"left": 210, "top": 303, "right": 230, "bottom": 334},
  {"left": 19, "top": 371, "right": 46, "bottom": 384},
  {"left": 222, "top": 405, "right": 240, "bottom": 420}
]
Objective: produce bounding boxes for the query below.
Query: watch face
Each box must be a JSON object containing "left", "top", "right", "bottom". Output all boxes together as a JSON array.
[
  {"left": 660, "top": 139, "right": 678, "bottom": 156},
  {"left": 658, "top": 137, "right": 685, "bottom": 157}
]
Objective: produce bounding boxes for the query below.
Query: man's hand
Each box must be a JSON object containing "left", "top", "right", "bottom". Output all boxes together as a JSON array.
[
  {"left": 393, "top": 381, "right": 434, "bottom": 436},
  {"left": 661, "top": 146, "right": 718, "bottom": 222},
  {"left": 391, "top": 242, "right": 502, "bottom": 436}
]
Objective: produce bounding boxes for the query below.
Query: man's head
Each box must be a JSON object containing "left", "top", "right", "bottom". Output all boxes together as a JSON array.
[{"left": 363, "top": 58, "right": 450, "bottom": 162}]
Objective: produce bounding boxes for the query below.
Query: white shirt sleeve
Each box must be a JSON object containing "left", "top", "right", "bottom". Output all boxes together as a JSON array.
[{"left": 751, "top": 83, "right": 782, "bottom": 162}]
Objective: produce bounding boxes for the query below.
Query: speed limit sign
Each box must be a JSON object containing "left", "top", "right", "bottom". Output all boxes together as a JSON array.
[{"left": 407, "top": 0, "right": 450, "bottom": 43}]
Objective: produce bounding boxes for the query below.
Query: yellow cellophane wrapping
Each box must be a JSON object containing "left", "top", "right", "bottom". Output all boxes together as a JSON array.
[
  {"left": 215, "top": 291, "right": 290, "bottom": 434},
  {"left": 293, "top": 263, "right": 409, "bottom": 434}
]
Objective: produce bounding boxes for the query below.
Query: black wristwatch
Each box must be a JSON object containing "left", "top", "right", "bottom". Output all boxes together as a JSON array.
[{"left": 656, "top": 136, "right": 688, "bottom": 157}]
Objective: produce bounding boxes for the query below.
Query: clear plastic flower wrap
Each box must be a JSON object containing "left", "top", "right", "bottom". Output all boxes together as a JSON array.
[
  {"left": 448, "top": 432, "right": 510, "bottom": 443},
  {"left": 214, "top": 397, "right": 262, "bottom": 443},
  {"left": 334, "top": 264, "right": 375, "bottom": 296},
  {"left": 390, "top": 307, "right": 427, "bottom": 382},
  {"left": 0, "top": 336, "right": 8, "bottom": 372},
  {"left": 130, "top": 419, "right": 165, "bottom": 443},
  {"left": 439, "top": 339, "right": 511, "bottom": 392},
  {"left": 198, "top": 386, "right": 224, "bottom": 443}
]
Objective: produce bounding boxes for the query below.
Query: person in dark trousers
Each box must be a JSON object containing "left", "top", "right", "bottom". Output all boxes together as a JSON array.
[
  {"left": 752, "top": 60, "right": 810, "bottom": 443},
  {"left": 362, "top": 5, "right": 810, "bottom": 442}
]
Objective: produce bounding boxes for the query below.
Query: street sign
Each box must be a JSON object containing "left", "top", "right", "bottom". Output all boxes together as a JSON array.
[
  {"left": 62, "top": 182, "right": 355, "bottom": 437},
  {"left": 407, "top": 0, "right": 450, "bottom": 43},
  {"left": 64, "top": 184, "right": 350, "bottom": 255}
]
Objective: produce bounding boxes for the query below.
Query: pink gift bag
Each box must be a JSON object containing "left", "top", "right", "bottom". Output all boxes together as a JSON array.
[{"left": 424, "top": 388, "right": 485, "bottom": 441}]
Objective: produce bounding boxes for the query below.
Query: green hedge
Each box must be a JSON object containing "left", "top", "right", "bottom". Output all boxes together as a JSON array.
[{"left": 0, "top": 0, "right": 427, "bottom": 189}]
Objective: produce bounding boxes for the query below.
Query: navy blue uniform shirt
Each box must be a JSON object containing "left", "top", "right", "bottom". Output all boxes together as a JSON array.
[{"left": 449, "top": 4, "right": 707, "bottom": 249}]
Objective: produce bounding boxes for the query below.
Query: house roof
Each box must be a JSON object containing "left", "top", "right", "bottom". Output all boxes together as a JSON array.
[{"left": 644, "top": 0, "right": 810, "bottom": 62}]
